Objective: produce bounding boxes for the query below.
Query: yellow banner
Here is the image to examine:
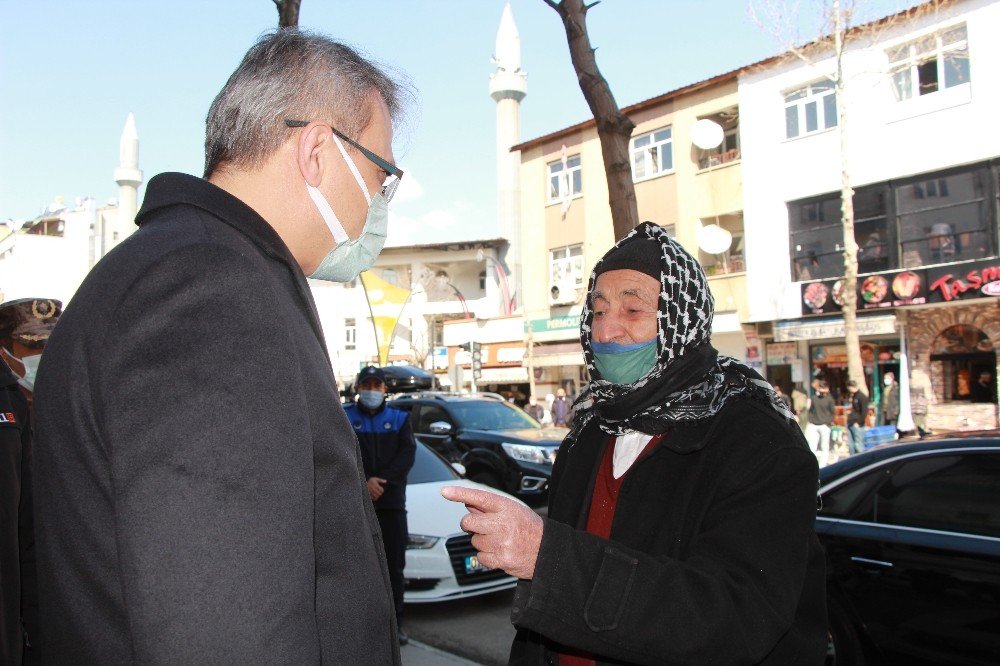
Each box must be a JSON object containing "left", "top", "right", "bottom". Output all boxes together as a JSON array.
[{"left": 360, "top": 270, "right": 411, "bottom": 366}]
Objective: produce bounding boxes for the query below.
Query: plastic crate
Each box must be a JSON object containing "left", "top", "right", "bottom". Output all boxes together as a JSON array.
[{"left": 863, "top": 425, "right": 897, "bottom": 449}]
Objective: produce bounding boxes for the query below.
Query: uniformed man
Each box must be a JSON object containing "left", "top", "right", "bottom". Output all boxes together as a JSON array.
[
  {"left": 344, "top": 366, "right": 416, "bottom": 645},
  {"left": 0, "top": 298, "right": 58, "bottom": 664}
]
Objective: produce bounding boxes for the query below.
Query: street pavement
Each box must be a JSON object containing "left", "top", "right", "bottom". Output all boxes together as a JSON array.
[
  {"left": 405, "top": 588, "right": 518, "bottom": 666},
  {"left": 402, "top": 639, "right": 481, "bottom": 665}
]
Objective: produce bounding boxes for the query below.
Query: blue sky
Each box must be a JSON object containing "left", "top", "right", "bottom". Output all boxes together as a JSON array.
[{"left": 1, "top": 0, "right": 914, "bottom": 246}]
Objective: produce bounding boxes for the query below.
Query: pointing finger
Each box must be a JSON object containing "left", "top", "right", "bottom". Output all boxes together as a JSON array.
[{"left": 441, "top": 486, "right": 510, "bottom": 513}]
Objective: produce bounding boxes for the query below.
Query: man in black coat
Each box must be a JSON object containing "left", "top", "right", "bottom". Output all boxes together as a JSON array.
[
  {"left": 444, "top": 223, "right": 826, "bottom": 665},
  {"left": 32, "top": 31, "right": 408, "bottom": 664}
]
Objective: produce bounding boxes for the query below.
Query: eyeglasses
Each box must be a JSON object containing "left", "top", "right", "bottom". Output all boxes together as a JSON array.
[{"left": 285, "top": 119, "right": 403, "bottom": 203}]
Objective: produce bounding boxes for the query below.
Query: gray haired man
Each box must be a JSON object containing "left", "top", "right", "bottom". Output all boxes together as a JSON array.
[{"left": 33, "top": 31, "right": 408, "bottom": 663}]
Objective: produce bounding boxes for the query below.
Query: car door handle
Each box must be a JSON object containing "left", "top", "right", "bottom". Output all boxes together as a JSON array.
[{"left": 851, "top": 556, "right": 893, "bottom": 568}]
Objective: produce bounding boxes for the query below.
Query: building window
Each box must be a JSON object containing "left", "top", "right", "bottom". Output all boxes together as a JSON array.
[
  {"left": 888, "top": 24, "right": 970, "bottom": 101},
  {"left": 345, "top": 318, "right": 356, "bottom": 350},
  {"left": 548, "top": 155, "right": 582, "bottom": 203},
  {"left": 550, "top": 244, "right": 585, "bottom": 287},
  {"left": 930, "top": 325, "right": 996, "bottom": 403},
  {"left": 789, "top": 184, "right": 890, "bottom": 281},
  {"left": 784, "top": 81, "right": 837, "bottom": 139},
  {"left": 897, "top": 165, "right": 993, "bottom": 268},
  {"left": 630, "top": 128, "right": 673, "bottom": 180},
  {"left": 479, "top": 270, "right": 487, "bottom": 291},
  {"left": 699, "top": 215, "right": 746, "bottom": 276},
  {"left": 789, "top": 162, "right": 997, "bottom": 282}
]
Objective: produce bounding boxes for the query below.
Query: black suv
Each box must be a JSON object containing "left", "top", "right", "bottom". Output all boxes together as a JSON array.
[{"left": 389, "top": 392, "right": 567, "bottom": 497}]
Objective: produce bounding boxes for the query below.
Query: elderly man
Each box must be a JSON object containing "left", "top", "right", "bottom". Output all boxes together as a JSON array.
[
  {"left": 33, "top": 31, "right": 407, "bottom": 663},
  {"left": 444, "top": 222, "right": 826, "bottom": 665}
]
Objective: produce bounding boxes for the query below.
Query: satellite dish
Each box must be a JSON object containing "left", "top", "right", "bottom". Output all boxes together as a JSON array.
[
  {"left": 691, "top": 119, "right": 724, "bottom": 150},
  {"left": 698, "top": 223, "right": 733, "bottom": 255}
]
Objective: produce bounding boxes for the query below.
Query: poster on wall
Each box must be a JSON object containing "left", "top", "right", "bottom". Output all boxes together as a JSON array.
[
  {"left": 801, "top": 259, "right": 1000, "bottom": 316},
  {"left": 766, "top": 342, "right": 798, "bottom": 366},
  {"left": 744, "top": 331, "right": 763, "bottom": 372}
]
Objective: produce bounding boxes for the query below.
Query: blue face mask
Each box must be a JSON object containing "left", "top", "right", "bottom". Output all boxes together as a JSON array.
[
  {"left": 591, "top": 339, "right": 657, "bottom": 385},
  {"left": 358, "top": 390, "right": 385, "bottom": 410}
]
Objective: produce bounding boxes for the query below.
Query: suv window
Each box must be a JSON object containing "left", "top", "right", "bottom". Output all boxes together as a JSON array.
[
  {"left": 448, "top": 401, "right": 538, "bottom": 430},
  {"left": 414, "top": 404, "right": 451, "bottom": 434},
  {"left": 874, "top": 453, "right": 1000, "bottom": 538}
]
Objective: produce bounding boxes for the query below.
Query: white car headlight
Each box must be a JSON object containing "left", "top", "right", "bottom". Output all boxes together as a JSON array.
[
  {"left": 502, "top": 443, "right": 558, "bottom": 464},
  {"left": 406, "top": 534, "right": 439, "bottom": 550}
]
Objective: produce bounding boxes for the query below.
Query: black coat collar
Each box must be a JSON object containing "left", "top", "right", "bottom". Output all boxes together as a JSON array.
[
  {"left": 136, "top": 172, "right": 331, "bottom": 362},
  {"left": 136, "top": 172, "right": 300, "bottom": 271}
]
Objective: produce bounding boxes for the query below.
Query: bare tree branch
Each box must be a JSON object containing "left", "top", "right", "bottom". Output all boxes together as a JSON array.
[
  {"left": 274, "top": 0, "right": 301, "bottom": 29},
  {"left": 543, "top": 0, "right": 638, "bottom": 240}
]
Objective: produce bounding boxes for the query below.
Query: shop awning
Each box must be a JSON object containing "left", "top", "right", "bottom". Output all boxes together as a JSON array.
[
  {"left": 774, "top": 314, "right": 897, "bottom": 342},
  {"left": 528, "top": 341, "right": 584, "bottom": 367},
  {"left": 477, "top": 366, "right": 529, "bottom": 383}
]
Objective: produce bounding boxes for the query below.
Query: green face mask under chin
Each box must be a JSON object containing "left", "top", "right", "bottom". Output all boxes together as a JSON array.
[{"left": 592, "top": 340, "right": 657, "bottom": 385}]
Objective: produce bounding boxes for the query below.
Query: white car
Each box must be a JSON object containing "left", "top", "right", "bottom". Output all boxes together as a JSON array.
[{"left": 404, "top": 442, "right": 519, "bottom": 602}]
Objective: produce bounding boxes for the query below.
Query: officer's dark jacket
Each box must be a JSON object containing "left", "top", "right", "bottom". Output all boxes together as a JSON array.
[
  {"left": 509, "top": 399, "right": 827, "bottom": 666},
  {"left": 0, "top": 363, "right": 37, "bottom": 664},
  {"left": 32, "top": 173, "right": 399, "bottom": 664},
  {"left": 344, "top": 402, "right": 416, "bottom": 510}
]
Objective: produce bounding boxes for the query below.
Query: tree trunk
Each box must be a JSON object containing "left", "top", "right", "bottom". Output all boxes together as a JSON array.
[
  {"left": 833, "top": 1, "right": 867, "bottom": 396},
  {"left": 274, "top": 0, "right": 300, "bottom": 28},
  {"left": 543, "top": 0, "right": 638, "bottom": 241}
]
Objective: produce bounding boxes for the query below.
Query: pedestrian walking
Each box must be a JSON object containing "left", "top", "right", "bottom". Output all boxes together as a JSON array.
[
  {"left": 845, "top": 380, "right": 869, "bottom": 455},
  {"left": 808, "top": 379, "right": 836, "bottom": 465}
]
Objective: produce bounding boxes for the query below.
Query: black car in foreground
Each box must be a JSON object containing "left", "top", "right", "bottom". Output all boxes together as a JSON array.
[
  {"left": 389, "top": 392, "right": 568, "bottom": 497},
  {"left": 817, "top": 432, "right": 1000, "bottom": 665}
]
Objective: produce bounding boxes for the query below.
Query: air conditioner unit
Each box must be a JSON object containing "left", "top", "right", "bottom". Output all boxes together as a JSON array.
[{"left": 548, "top": 278, "right": 579, "bottom": 306}]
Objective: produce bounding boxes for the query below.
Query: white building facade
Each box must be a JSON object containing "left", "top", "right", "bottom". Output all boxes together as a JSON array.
[{"left": 739, "top": 0, "right": 1000, "bottom": 429}]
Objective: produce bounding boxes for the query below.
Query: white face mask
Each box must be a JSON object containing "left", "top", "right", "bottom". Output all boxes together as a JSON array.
[
  {"left": 4, "top": 350, "right": 40, "bottom": 392},
  {"left": 307, "top": 134, "right": 388, "bottom": 283},
  {"left": 884, "top": 376, "right": 894, "bottom": 386}
]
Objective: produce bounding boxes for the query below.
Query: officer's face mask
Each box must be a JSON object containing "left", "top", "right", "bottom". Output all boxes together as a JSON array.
[
  {"left": 307, "top": 134, "right": 388, "bottom": 283},
  {"left": 358, "top": 389, "right": 386, "bottom": 410},
  {"left": 591, "top": 339, "right": 657, "bottom": 385}
]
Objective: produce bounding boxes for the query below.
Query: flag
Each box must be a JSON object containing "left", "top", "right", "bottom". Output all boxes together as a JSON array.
[{"left": 360, "top": 270, "right": 411, "bottom": 366}]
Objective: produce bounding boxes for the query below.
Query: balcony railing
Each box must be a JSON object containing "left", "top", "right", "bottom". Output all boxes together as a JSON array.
[{"left": 698, "top": 149, "right": 741, "bottom": 171}]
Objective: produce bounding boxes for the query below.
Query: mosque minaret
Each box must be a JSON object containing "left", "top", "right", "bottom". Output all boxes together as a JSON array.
[{"left": 489, "top": 2, "right": 527, "bottom": 310}]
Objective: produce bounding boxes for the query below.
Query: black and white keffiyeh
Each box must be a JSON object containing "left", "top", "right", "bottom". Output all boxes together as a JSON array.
[{"left": 570, "top": 222, "right": 795, "bottom": 443}]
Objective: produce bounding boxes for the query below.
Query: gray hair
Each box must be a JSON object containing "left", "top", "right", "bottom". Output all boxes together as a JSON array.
[{"left": 204, "top": 29, "right": 407, "bottom": 178}]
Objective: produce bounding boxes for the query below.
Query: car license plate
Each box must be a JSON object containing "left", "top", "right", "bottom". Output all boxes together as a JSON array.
[{"left": 464, "top": 554, "right": 490, "bottom": 574}]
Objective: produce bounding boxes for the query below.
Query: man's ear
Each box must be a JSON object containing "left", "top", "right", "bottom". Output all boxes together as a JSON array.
[{"left": 296, "top": 122, "right": 331, "bottom": 188}]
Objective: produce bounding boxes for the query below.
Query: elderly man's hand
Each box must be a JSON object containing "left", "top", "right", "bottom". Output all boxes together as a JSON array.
[{"left": 441, "top": 486, "right": 543, "bottom": 580}]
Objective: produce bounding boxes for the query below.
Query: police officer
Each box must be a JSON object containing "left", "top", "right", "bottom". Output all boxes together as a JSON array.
[
  {"left": 0, "top": 298, "right": 56, "bottom": 664},
  {"left": 344, "top": 366, "right": 416, "bottom": 645}
]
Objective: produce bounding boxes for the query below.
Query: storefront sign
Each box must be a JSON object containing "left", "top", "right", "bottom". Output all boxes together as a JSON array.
[
  {"left": 526, "top": 315, "right": 580, "bottom": 334},
  {"left": 774, "top": 314, "right": 897, "bottom": 341},
  {"left": 800, "top": 259, "right": 1000, "bottom": 315},
  {"left": 801, "top": 268, "right": 927, "bottom": 316},
  {"left": 766, "top": 342, "right": 798, "bottom": 366},
  {"left": 926, "top": 260, "right": 1000, "bottom": 303}
]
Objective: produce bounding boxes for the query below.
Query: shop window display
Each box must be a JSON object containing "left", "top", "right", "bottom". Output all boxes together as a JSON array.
[{"left": 930, "top": 324, "right": 996, "bottom": 402}]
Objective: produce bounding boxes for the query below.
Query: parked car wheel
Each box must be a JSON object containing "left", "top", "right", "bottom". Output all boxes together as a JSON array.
[
  {"left": 826, "top": 598, "right": 865, "bottom": 666},
  {"left": 468, "top": 470, "right": 501, "bottom": 490}
]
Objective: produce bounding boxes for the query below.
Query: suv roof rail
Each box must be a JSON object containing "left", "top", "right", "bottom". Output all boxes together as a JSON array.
[{"left": 389, "top": 390, "right": 515, "bottom": 402}]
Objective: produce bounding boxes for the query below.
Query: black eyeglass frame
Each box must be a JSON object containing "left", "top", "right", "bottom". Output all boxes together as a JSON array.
[{"left": 284, "top": 118, "right": 403, "bottom": 200}]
